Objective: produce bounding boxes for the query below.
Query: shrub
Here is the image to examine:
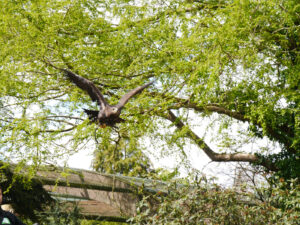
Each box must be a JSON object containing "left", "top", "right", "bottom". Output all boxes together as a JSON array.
[{"left": 131, "top": 179, "right": 299, "bottom": 225}]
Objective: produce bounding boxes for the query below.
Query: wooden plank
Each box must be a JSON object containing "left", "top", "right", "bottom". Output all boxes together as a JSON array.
[
  {"left": 78, "top": 200, "right": 120, "bottom": 217},
  {"left": 36, "top": 169, "right": 136, "bottom": 193},
  {"left": 44, "top": 185, "right": 138, "bottom": 217}
]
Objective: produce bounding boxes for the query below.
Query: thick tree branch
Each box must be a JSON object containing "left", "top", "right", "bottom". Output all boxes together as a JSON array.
[{"left": 163, "top": 110, "right": 277, "bottom": 171}]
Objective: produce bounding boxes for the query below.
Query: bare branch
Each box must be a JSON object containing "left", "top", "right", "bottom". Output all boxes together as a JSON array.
[
  {"left": 161, "top": 110, "right": 277, "bottom": 171},
  {"left": 43, "top": 127, "right": 76, "bottom": 133}
]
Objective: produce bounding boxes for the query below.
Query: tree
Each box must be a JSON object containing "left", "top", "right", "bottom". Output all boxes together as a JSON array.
[
  {"left": 93, "top": 129, "right": 154, "bottom": 177},
  {"left": 0, "top": 0, "right": 299, "bottom": 179}
]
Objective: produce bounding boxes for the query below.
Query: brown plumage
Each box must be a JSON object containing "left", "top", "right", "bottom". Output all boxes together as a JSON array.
[{"left": 61, "top": 69, "right": 154, "bottom": 127}]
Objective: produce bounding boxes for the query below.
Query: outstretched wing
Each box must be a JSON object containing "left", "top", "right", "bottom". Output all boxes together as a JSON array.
[
  {"left": 116, "top": 80, "right": 155, "bottom": 109},
  {"left": 62, "top": 69, "right": 107, "bottom": 109}
]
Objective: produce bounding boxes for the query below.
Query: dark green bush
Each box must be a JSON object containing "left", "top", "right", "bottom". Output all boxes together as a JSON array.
[{"left": 131, "top": 179, "right": 299, "bottom": 225}]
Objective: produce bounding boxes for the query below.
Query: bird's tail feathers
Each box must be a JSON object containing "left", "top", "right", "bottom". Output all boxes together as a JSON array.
[{"left": 83, "top": 109, "right": 99, "bottom": 122}]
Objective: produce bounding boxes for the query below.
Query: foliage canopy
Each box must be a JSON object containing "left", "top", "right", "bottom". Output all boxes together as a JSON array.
[{"left": 0, "top": 0, "right": 299, "bottom": 179}]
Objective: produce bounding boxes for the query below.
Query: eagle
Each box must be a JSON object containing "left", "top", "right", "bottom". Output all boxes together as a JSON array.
[{"left": 60, "top": 69, "right": 154, "bottom": 127}]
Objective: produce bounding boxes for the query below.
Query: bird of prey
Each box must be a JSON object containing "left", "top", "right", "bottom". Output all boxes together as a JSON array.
[{"left": 60, "top": 69, "right": 155, "bottom": 127}]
